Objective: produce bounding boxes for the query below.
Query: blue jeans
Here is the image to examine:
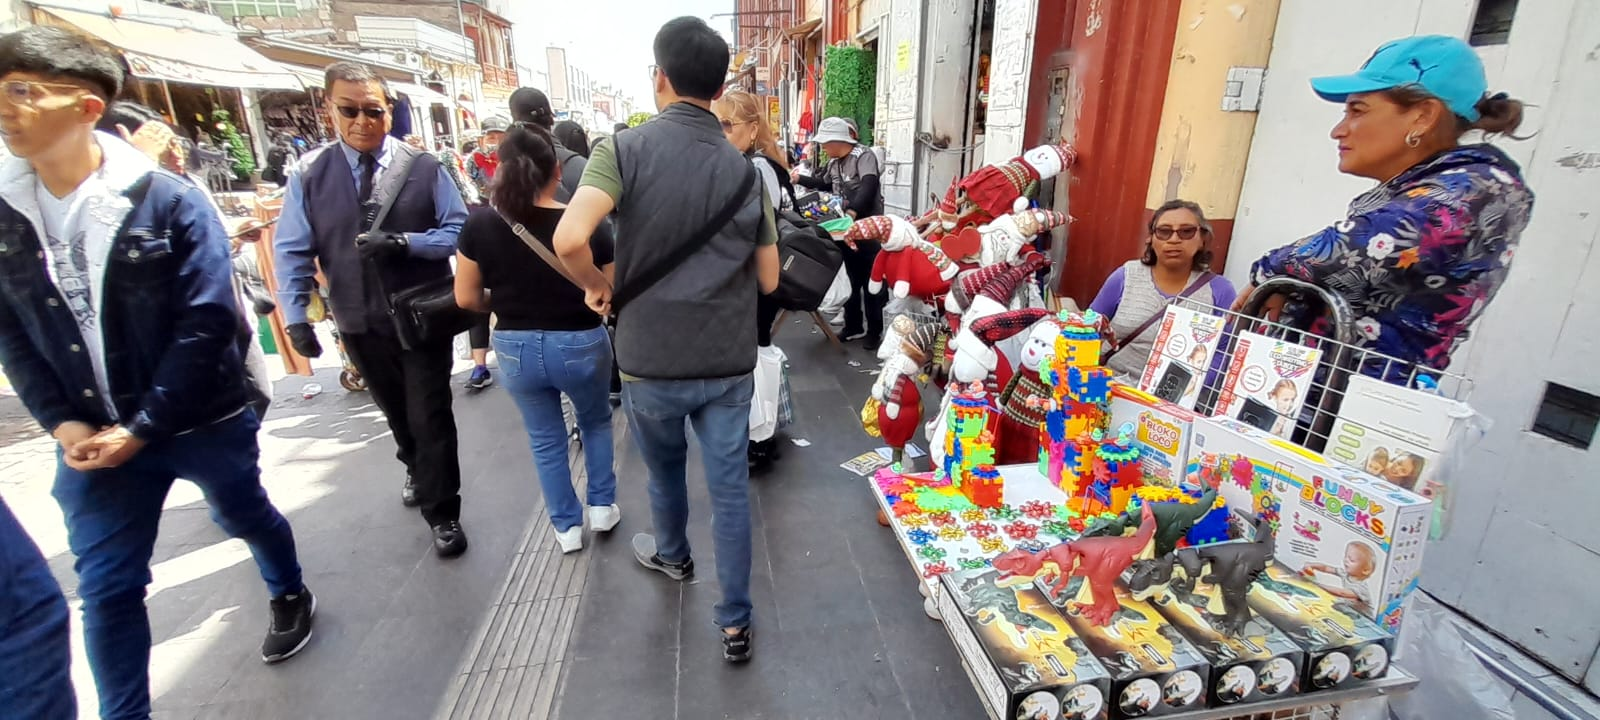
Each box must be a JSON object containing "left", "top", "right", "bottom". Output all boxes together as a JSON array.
[
  {"left": 0, "top": 495, "right": 75, "bottom": 719},
  {"left": 623, "top": 373, "right": 754, "bottom": 629},
  {"left": 493, "top": 326, "right": 617, "bottom": 533},
  {"left": 52, "top": 409, "right": 302, "bottom": 720}
]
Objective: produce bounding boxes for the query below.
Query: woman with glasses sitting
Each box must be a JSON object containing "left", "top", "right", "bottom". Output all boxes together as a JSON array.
[{"left": 1088, "top": 199, "right": 1238, "bottom": 377}]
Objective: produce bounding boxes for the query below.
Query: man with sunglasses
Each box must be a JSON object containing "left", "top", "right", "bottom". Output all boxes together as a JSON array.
[
  {"left": 0, "top": 26, "right": 315, "bottom": 718},
  {"left": 273, "top": 61, "right": 472, "bottom": 557}
]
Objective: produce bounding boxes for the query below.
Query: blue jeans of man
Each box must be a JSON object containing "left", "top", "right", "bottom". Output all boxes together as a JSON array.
[
  {"left": 51, "top": 409, "right": 303, "bottom": 720},
  {"left": 492, "top": 326, "right": 617, "bottom": 533},
  {"left": 623, "top": 373, "right": 754, "bottom": 629},
  {"left": 0, "top": 494, "right": 75, "bottom": 719}
]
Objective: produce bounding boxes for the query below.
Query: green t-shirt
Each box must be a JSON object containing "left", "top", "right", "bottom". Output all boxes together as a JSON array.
[{"left": 581, "top": 138, "right": 779, "bottom": 247}]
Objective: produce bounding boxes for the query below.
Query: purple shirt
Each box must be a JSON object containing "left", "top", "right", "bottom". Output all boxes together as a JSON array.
[{"left": 1089, "top": 266, "right": 1238, "bottom": 318}]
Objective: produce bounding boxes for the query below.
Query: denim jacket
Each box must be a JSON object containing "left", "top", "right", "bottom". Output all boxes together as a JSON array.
[{"left": 0, "top": 133, "right": 248, "bottom": 441}]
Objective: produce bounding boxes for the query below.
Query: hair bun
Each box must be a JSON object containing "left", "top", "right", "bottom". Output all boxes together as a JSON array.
[{"left": 1472, "top": 91, "right": 1525, "bottom": 137}]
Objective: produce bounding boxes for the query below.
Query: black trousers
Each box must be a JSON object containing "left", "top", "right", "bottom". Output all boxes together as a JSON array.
[
  {"left": 838, "top": 241, "right": 885, "bottom": 339},
  {"left": 468, "top": 316, "right": 490, "bottom": 351},
  {"left": 343, "top": 332, "right": 462, "bottom": 525},
  {"left": 756, "top": 294, "right": 782, "bottom": 347}
]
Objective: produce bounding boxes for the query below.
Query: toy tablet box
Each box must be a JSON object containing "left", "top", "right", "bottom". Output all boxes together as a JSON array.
[
  {"left": 1186, "top": 417, "right": 1431, "bottom": 632},
  {"left": 1246, "top": 563, "right": 1395, "bottom": 693},
  {"left": 1143, "top": 578, "right": 1306, "bottom": 707},
  {"left": 1039, "top": 578, "right": 1210, "bottom": 718},
  {"left": 1107, "top": 383, "right": 1200, "bottom": 488},
  {"left": 1137, "top": 305, "right": 1226, "bottom": 409},
  {"left": 937, "top": 569, "right": 1113, "bottom": 720},
  {"left": 1214, "top": 330, "right": 1321, "bottom": 438}
]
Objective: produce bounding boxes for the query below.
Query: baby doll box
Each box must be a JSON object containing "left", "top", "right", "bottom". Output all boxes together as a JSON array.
[
  {"left": 939, "top": 569, "right": 1114, "bottom": 720},
  {"left": 1137, "top": 305, "right": 1227, "bottom": 410},
  {"left": 1040, "top": 578, "right": 1211, "bottom": 718},
  {"left": 1143, "top": 579, "right": 1306, "bottom": 707},
  {"left": 1246, "top": 563, "right": 1395, "bottom": 694},
  {"left": 1185, "top": 417, "right": 1431, "bottom": 632},
  {"left": 1107, "top": 382, "right": 1200, "bottom": 488}
]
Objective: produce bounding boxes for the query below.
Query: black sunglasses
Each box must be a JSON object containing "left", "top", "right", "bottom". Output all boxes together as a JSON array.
[
  {"left": 1152, "top": 225, "right": 1201, "bottom": 241},
  {"left": 335, "top": 105, "right": 386, "bottom": 120}
]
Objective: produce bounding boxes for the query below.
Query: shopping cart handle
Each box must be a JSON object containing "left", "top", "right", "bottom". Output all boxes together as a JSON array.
[{"left": 1240, "top": 277, "right": 1357, "bottom": 345}]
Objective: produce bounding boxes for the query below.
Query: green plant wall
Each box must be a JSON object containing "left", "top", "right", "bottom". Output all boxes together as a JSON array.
[{"left": 822, "top": 45, "right": 876, "bottom": 146}]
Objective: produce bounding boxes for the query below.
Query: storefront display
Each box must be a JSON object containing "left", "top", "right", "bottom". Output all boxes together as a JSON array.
[
  {"left": 1107, "top": 384, "right": 1200, "bottom": 487},
  {"left": 1214, "top": 330, "right": 1321, "bottom": 437},
  {"left": 1143, "top": 572, "right": 1305, "bottom": 707},
  {"left": 1050, "top": 579, "right": 1210, "bottom": 718},
  {"left": 1136, "top": 306, "right": 1226, "bottom": 409}
]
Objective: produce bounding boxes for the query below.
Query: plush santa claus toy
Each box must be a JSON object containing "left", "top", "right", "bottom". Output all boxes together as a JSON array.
[
  {"left": 994, "top": 316, "right": 1068, "bottom": 465},
  {"left": 844, "top": 216, "right": 959, "bottom": 304},
  {"left": 977, "top": 200, "right": 1073, "bottom": 267},
  {"left": 944, "top": 251, "right": 1052, "bottom": 316},
  {"left": 866, "top": 314, "right": 943, "bottom": 468},
  {"left": 916, "top": 141, "right": 1078, "bottom": 239}
]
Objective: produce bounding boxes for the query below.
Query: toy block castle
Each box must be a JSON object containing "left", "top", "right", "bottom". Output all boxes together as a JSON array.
[
  {"left": 1037, "top": 310, "right": 1144, "bottom": 516},
  {"left": 943, "top": 381, "right": 1003, "bottom": 508}
]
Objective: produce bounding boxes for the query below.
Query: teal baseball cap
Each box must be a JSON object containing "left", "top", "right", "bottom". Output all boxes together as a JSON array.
[{"left": 1310, "top": 35, "right": 1487, "bottom": 121}]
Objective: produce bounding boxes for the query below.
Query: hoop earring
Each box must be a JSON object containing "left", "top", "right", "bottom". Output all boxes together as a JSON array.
[{"left": 1404, "top": 131, "right": 1422, "bottom": 148}]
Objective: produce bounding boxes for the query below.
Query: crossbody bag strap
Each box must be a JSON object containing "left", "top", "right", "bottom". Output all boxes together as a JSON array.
[
  {"left": 610, "top": 161, "right": 758, "bottom": 313},
  {"left": 1104, "top": 271, "right": 1217, "bottom": 359},
  {"left": 359, "top": 145, "right": 420, "bottom": 307},
  {"left": 494, "top": 207, "right": 582, "bottom": 288}
]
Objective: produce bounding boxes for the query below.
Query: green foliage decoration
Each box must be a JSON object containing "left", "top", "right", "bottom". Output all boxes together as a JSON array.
[
  {"left": 208, "top": 109, "right": 256, "bottom": 182},
  {"left": 822, "top": 44, "right": 876, "bottom": 146}
]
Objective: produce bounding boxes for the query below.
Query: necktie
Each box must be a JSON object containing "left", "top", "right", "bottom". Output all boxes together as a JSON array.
[{"left": 357, "top": 152, "right": 377, "bottom": 204}]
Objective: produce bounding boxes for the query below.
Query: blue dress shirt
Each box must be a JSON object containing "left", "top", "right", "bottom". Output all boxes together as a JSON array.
[{"left": 273, "top": 135, "right": 468, "bottom": 325}]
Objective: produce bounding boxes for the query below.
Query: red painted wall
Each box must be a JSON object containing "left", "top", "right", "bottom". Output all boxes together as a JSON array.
[{"left": 1024, "top": 0, "right": 1182, "bottom": 304}]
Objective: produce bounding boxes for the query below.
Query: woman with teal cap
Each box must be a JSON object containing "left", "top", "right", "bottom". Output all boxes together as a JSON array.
[{"left": 1235, "top": 35, "right": 1534, "bottom": 371}]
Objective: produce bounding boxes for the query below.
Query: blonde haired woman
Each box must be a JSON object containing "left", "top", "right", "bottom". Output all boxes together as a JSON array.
[{"left": 714, "top": 89, "right": 792, "bottom": 211}]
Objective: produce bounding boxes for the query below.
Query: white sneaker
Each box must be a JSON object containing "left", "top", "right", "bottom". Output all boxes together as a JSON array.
[
  {"left": 554, "top": 526, "right": 583, "bottom": 554},
  {"left": 587, "top": 504, "right": 621, "bottom": 533}
]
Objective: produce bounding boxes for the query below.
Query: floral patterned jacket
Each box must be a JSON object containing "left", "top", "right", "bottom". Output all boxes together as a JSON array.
[{"left": 1250, "top": 144, "right": 1534, "bottom": 370}]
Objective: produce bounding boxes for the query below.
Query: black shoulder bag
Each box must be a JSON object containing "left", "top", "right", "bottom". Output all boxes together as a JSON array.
[
  {"left": 609, "top": 137, "right": 759, "bottom": 313},
  {"left": 364, "top": 149, "right": 486, "bottom": 350}
]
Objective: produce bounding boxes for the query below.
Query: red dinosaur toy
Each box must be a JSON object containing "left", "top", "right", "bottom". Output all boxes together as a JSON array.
[{"left": 990, "top": 503, "right": 1160, "bottom": 626}]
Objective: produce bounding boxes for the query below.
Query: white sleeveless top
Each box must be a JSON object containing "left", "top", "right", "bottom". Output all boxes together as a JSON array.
[{"left": 1106, "top": 261, "right": 1216, "bottom": 377}]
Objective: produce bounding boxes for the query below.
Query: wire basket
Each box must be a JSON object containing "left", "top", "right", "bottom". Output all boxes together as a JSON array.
[
  {"left": 1225, "top": 707, "right": 1341, "bottom": 719},
  {"left": 1168, "top": 277, "right": 1472, "bottom": 454}
]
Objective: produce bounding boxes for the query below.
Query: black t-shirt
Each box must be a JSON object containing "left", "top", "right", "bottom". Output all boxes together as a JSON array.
[{"left": 457, "top": 205, "right": 614, "bottom": 331}]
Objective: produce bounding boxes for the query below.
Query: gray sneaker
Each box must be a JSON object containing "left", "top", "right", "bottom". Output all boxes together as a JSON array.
[{"left": 632, "top": 533, "right": 694, "bottom": 581}]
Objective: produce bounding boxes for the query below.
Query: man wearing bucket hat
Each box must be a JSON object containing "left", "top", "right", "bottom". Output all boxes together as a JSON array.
[
  {"left": 1237, "top": 34, "right": 1535, "bottom": 371},
  {"left": 796, "top": 116, "right": 887, "bottom": 347}
]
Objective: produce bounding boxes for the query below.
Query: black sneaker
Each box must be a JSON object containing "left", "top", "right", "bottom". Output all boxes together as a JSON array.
[
  {"left": 466, "top": 366, "right": 493, "bottom": 391},
  {"left": 722, "top": 626, "right": 753, "bottom": 663},
  {"left": 840, "top": 329, "right": 867, "bottom": 342},
  {"left": 864, "top": 334, "right": 882, "bottom": 352},
  {"left": 433, "top": 520, "right": 469, "bottom": 558},
  {"left": 262, "top": 588, "right": 315, "bottom": 664},
  {"left": 632, "top": 533, "right": 693, "bottom": 580},
  {"left": 401, "top": 474, "right": 419, "bottom": 508}
]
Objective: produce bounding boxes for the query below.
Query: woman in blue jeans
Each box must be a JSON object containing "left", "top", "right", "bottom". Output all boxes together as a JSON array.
[{"left": 455, "top": 121, "right": 618, "bottom": 553}]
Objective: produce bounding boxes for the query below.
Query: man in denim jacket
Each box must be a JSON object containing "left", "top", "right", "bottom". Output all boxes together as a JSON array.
[{"left": 0, "top": 27, "right": 313, "bottom": 719}]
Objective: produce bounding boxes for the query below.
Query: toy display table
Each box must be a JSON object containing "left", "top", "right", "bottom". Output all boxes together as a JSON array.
[{"left": 867, "top": 464, "right": 1418, "bottom": 720}]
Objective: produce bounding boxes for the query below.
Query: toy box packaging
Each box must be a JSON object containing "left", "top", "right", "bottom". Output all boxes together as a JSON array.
[
  {"left": 1107, "top": 383, "right": 1200, "bottom": 488},
  {"left": 938, "top": 569, "right": 1113, "bottom": 720},
  {"left": 1214, "top": 330, "right": 1321, "bottom": 438},
  {"left": 1186, "top": 417, "right": 1432, "bottom": 632},
  {"left": 1137, "top": 306, "right": 1226, "bottom": 409},
  {"left": 1326, "top": 374, "right": 1471, "bottom": 538},
  {"left": 1247, "top": 563, "right": 1395, "bottom": 693},
  {"left": 1039, "top": 578, "right": 1210, "bottom": 718},
  {"left": 1143, "top": 580, "right": 1306, "bottom": 707}
]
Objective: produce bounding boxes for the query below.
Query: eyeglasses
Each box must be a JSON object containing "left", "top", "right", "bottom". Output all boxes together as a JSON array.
[
  {"left": 648, "top": 64, "right": 660, "bottom": 79},
  {"left": 720, "top": 119, "right": 748, "bottom": 132},
  {"left": 1152, "top": 225, "right": 1201, "bottom": 241},
  {"left": 0, "top": 79, "right": 88, "bottom": 108},
  {"left": 335, "top": 105, "right": 386, "bottom": 120}
]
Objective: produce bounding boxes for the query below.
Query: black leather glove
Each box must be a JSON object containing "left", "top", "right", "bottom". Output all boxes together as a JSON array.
[
  {"left": 356, "top": 231, "right": 409, "bottom": 262},
  {"left": 286, "top": 322, "right": 322, "bottom": 358}
]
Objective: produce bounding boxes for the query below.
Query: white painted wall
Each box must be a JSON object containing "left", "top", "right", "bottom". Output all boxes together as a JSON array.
[
  {"left": 878, "top": 0, "right": 924, "bottom": 216},
  {"left": 1229, "top": 0, "right": 1600, "bottom": 684}
]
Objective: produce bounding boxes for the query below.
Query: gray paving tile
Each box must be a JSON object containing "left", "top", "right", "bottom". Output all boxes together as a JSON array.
[{"left": 551, "top": 647, "right": 678, "bottom": 720}]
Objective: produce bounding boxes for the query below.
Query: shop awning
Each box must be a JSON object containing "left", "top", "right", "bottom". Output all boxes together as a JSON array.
[
  {"left": 282, "top": 64, "right": 324, "bottom": 90},
  {"left": 784, "top": 18, "right": 823, "bottom": 38},
  {"left": 38, "top": 7, "right": 303, "bottom": 91},
  {"left": 392, "top": 82, "right": 449, "bottom": 106}
]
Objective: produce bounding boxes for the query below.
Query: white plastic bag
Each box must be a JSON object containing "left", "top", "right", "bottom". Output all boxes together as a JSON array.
[
  {"left": 817, "top": 266, "right": 851, "bottom": 321},
  {"left": 750, "top": 346, "right": 788, "bottom": 442},
  {"left": 1386, "top": 593, "right": 1516, "bottom": 720}
]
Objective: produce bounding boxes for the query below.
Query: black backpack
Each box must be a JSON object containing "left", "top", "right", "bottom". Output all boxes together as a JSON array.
[{"left": 756, "top": 155, "right": 844, "bottom": 311}]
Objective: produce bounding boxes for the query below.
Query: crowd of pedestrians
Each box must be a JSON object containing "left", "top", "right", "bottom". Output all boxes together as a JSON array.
[{"left": 0, "top": 15, "right": 838, "bottom": 719}]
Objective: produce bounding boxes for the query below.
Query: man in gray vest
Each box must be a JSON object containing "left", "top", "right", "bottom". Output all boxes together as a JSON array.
[
  {"left": 273, "top": 62, "right": 471, "bottom": 558},
  {"left": 553, "top": 16, "right": 779, "bottom": 663}
]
